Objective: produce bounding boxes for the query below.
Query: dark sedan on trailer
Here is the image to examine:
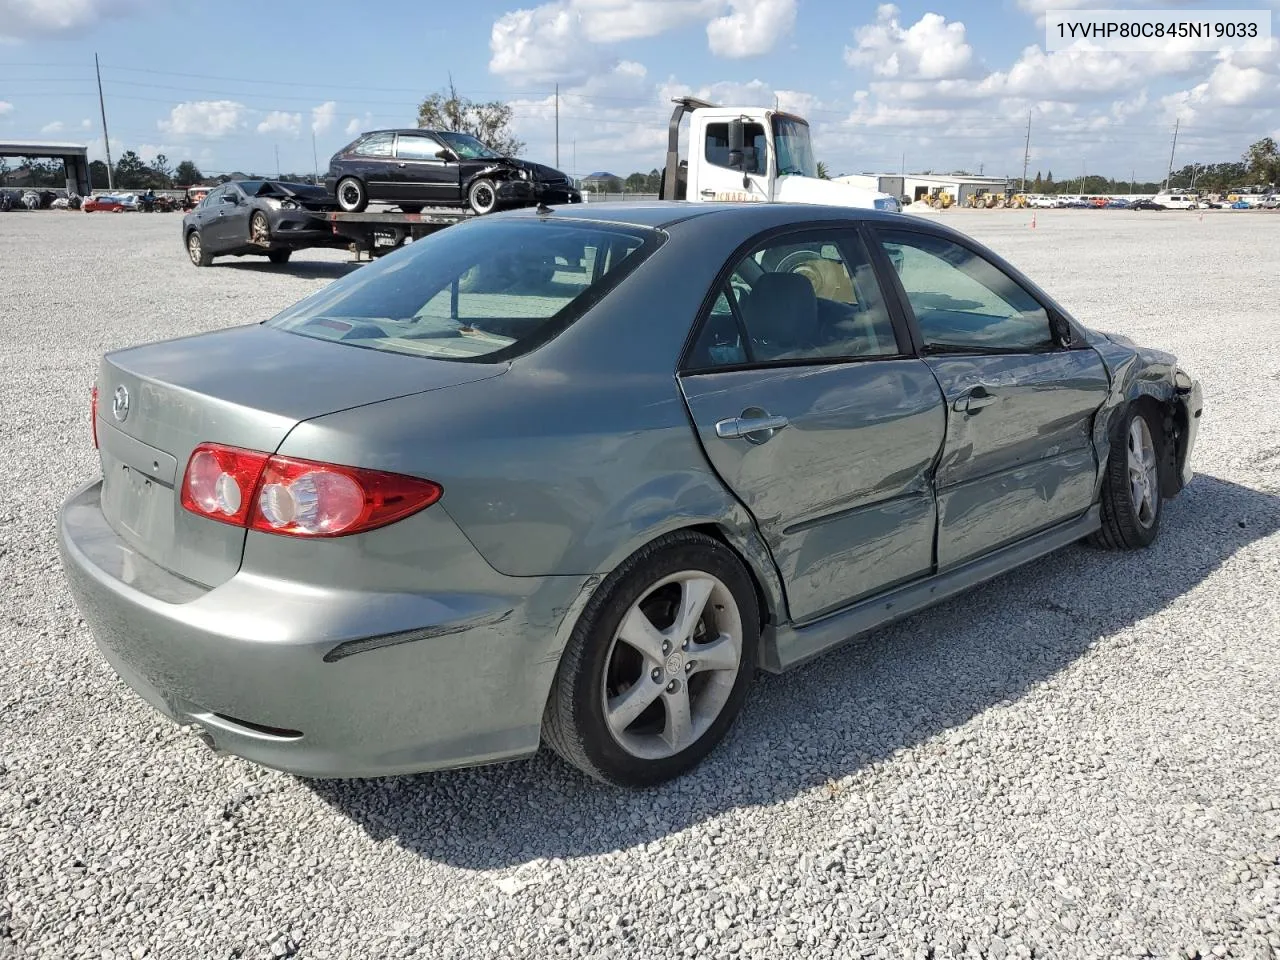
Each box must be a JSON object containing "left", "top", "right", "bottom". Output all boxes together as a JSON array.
[
  {"left": 61, "top": 202, "right": 1202, "bottom": 788},
  {"left": 325, "top": 128, "right": 582, "bottom": 215},
  {"left": 182, "top": 180, "right": 343, "bottom": 267}
]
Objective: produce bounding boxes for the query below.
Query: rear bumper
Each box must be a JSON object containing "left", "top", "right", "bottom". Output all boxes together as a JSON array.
[{"left": 57, "top": 480, "right": 590, "bottom": 778}]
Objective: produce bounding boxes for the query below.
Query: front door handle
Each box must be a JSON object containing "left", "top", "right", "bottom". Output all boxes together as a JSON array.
[
  {"left": 953, "top": 388, "right": 997, "bottom": 413},
  {"left": 715, "top": 414, "right": 789, "bottom": 440},
  {"left": 397, "top": 162, "right": 407, "bottom": 168},
  {"left": 700, "top": 188, "right": 716, "bottom": 198}
]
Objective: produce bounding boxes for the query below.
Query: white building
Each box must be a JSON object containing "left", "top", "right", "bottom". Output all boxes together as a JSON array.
[{"left": 835, "top": 172, "right": 1012, "bottom": 205}]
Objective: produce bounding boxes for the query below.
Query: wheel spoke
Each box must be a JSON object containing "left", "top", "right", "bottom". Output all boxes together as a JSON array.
[
  {"left": 689, "top": 632, "right": 738, "bottom": 674},
  {"left": 671, "top": 577, "right": 715, "bottom": 643},
  {"left": 661, "top": 684, "right": 693, "bottom": 750},
  {"left": 617, "top": 606, "right": 668, "bottom": 664},
  {"left": 606, "top": 679, "right": 662, "bottom": 737}
]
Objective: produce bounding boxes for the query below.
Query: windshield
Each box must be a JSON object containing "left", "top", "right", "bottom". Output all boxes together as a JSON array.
[
  {"left": 772, "top": 115, "right": 817, "bottom": 179},
  {"left": 265, "top": 218, "right": 661, "bottom": 362},
  {"left": 437, "top": 132, "right": 502, "bottom": 159}
]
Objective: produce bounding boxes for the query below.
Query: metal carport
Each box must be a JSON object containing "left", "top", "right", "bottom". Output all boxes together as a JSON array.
[{"left": 0, "top": 140, "right": 92, "bottom": 196}]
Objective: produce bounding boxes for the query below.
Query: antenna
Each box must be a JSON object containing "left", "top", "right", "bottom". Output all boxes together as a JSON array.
[
  {"left": 555, "top": 84, "right": 560, "bottom": 168},
  {"left": 95, "top": 53, "right": 114, "bottom": 191}
]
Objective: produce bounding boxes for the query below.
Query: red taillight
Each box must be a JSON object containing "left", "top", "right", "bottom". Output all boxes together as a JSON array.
[
  {"left": 90, "top": 386, "right": 99, "bottom": 449},
  {"left": 179, "top": 443, "right": 442, "bottom": 538},
  {"left": 180, "top": 444, "right": 269, "bottom": 527}
]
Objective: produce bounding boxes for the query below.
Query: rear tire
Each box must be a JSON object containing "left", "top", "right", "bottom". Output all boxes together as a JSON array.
[
  {"left": 543, "top": 531, "right": 759, "bottom": 788},
  {"left": 186, "top": 229, "right": 212, "bottom": 267},
  {"left": 336, "top": 176, "right": 367, "bottom": 213},
  {"left": 398, "top": 204, "right": 424, "bottom": 214},
  {"left": 1090, "top": 404, "right": 1164, "bottom": 549},
  {"left": 266, "top": 249, "right": 291, "bottom": 264}
]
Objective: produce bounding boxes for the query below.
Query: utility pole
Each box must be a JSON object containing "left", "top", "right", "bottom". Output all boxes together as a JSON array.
[
  {"left": 1021, "top": 111, "right": 1031, "bottom": 194},
  {"left": 555, "top": 84, "right": 560, "bottom": 168},
  {"left": 275, "top": 144, "right": 280, "bottom": 180},
  {"left": 311, "top": 132, "right": 319, "bottom": 184},
  {"left": 95, "top": 53, "right": 114, "bottom": 190},
  {"left": 1165, "top": 117, "right": 1180, "bottom": 190}
]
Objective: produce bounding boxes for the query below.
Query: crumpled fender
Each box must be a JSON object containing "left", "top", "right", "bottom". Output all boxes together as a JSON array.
[
  {"left": 464, "top": 161, "right": 521, "bottom": 192},
  {"left": 1085, "top": 328, "right": 1201, "bottom": 498}
]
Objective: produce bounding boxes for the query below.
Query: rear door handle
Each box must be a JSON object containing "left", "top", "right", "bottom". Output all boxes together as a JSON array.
[
  {"left": 397, "top": 162, "right": 407, "bottom": 168},
  {"left": 715, "top": 414, "right": 789, "bottom": 440},
  {"left": 700, "top": 188, "right": 716, "bottom": 198},
  {"left": 953, "top": 389, "right": 997, "bottom": 413}
]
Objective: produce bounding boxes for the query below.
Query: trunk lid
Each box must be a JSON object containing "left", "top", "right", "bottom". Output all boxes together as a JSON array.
[{"left": 95, "top": 324, "right": 504, "bottom": 587}]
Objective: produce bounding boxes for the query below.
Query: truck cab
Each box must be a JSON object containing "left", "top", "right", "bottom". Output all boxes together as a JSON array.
[{"left": 661, "top": 97, "right": 901, "bottom": 212}]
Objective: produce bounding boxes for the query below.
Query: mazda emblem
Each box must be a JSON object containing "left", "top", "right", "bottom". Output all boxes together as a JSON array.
[{"left": 112, "top": 385, "right": 130, "bottom": 422}]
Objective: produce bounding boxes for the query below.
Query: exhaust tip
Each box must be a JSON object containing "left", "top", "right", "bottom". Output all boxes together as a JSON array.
[{"left": 196, "top": 731, "right": 218, "bottom": 752}]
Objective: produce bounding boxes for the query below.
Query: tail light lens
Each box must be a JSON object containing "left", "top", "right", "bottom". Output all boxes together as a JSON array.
[
  {"left": 90, "top": 386, "right": 99, "bottom": 449},
  {"left": 179, "top": 443, "right": 442, "bottom": 538}
]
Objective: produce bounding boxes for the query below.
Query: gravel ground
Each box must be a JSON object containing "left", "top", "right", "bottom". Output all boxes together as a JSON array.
[{"left": 1, "top": 209, "right": 1278, "bottom": 960}]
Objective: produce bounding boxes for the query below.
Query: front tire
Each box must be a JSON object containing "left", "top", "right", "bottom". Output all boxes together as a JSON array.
[
  {"left": 250, "top": 211, "right": 270, "bottom": 245},
  {"left": 336, "top": 176, "right": 367, "bottom": 213},
  {"left": 398, "top": 204, "right": 424, "bottom": 214},
  {"left": 467, "top": 178, "right": 498, "bottom": 215},
  {"left": 266, "top": 249, "right": 291, "bottom": 264},
  {"left": 1091, "top": 404, "right": 1164, "bottom": 549},
  {"left": 186, "top": 229, "right": 212, "bottom": 267},
  {"left": 543, "top": 531, "right": 759, "bottom": 787}
]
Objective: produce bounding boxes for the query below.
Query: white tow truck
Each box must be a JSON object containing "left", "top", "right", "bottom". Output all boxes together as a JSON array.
[{"left": 660, "top": 97, "right": 901, "bottom": 212}]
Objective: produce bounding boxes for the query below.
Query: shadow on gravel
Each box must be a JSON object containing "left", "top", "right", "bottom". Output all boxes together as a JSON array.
[
  {"left": 215, "top": 260, "right": 360, "bottom": 280},
  {"left": 310, "top": 474, "right": 1280, "bottom": 869}
]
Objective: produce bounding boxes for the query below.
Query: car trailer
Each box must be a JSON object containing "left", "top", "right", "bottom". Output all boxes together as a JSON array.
[{"left": 323, "top": 209, "right": 476, "bottom": 261}]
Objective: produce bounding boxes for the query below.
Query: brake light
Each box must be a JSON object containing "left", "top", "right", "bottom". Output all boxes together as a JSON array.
[
  {"left": 90, "top": 386, "right": 99, "bottom": 449},
  {"left": 179, "top": 443, "right": 441, "bottom": 537}
]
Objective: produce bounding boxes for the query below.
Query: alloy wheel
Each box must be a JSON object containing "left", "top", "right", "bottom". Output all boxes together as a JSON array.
[
  {"left": 601, "top": 571, "right": 743, "bottom": 761},
  {"left": 187, "top": 233, "right": 202, "bottom": 265},
  {"left": 1127, "top": 416, "right": 1160, "bottom": 528}
]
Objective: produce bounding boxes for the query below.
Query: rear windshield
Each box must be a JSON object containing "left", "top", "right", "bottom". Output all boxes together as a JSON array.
[{"left": 265, "top": 217, "right": 662, "bottom": 362}]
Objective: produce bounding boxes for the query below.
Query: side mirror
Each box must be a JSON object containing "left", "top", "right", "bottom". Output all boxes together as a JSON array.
[
  {"left": 727, "top": 120, "right": 745, "bottom": 170},
  {"left": 221, "top": 194, "right": 238, "bottom": 205},
  {"left": 435, "top": 148, "right": 455, "bottom": 161}
]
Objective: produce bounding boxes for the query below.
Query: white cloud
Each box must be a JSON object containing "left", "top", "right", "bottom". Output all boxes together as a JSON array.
[
  {"left": 256, "top": 110, "right": 302, "bottom": 137},
  {"left": 344, "top": 113, "right": 373, "bottom": 137},
  {"left": 310, "top": 101, "right": 337, "bottom": 135},
  {"left": 844, "top": 5, "right": 976, "bottom": 80},
  {"left": 40, "top": 120, "right": 65, "bottom": 134},
  {"left": 0, "top": 100, "right": 14, "bottom": 116},
  {"left": 80, "top": 118, "right": 92, "bottom": 129},
  {"left": 706, "top": 0, "right": 796, "bottom": 58},
  {"left": 0, "top": 0, "right": 151, "bottom": 39},
  {"left": 159, "top": 100, "right": 245, "bottom": 138},
  {"left": 490, "top": 0, "right": 794, "bottom": 81}
]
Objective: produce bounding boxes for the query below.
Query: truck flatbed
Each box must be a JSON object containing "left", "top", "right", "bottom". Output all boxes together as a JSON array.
[{"left": 322, "top": 208, "right": 476, "bottom": 259}]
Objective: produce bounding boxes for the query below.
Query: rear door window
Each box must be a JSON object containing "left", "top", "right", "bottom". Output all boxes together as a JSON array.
[{"left": 396, "top": 134, "right": 443, "bottom": 160}]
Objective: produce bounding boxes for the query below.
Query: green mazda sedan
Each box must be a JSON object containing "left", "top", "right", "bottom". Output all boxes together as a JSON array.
[{"left": 58, "top": 201, "right": 1203, "bottom": 787}]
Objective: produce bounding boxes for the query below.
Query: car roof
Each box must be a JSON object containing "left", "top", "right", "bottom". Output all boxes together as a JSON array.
[
  {"left": 490, "top": 200, "right": 916, "bottom": 232},
  {"left": 356, "top": 128, "right": 460, "bottom": 138}
]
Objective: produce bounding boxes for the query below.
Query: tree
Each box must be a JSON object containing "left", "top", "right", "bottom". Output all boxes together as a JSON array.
[
  {"left": 624, "top": 172, "right": 648, "bottom": 192},
  {"left": 89, "top": 160, "right": 110, "bottom": 189},
  {"left": 1032, "top": 172, "right": 1043, "bottom": 191},
  {"left": 1243, "top": 137, "right": 1279, "bottom": 186},
  {"left": 148, "top": 153, "right": 173, "bottom": 189},
  {"left": 417, "top": 79, "right": 524, "bottom": 157},
  {"left": 113, "top": 150, "right": 148, "bottom": 189},
  {"left": 174, "top": 160, "right": 203, "bottom": 185},
  {"left": 816, "top": 161, "right": 831, "bottom": 180}
]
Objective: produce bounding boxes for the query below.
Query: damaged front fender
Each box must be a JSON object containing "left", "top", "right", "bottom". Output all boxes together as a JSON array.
[{"left": 1087, "top": 329, "right": 1204, "bottom": 499}]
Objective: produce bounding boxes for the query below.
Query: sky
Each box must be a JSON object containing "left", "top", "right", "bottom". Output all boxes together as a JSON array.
[{"left": 1, "top": 0, "right": 1278, "bottom": 184}]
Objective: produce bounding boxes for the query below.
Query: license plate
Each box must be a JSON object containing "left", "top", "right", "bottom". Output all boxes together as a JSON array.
[
  {"left": 373, "top": 232, "right": 398, "bottom": 248},
  {"left": 102, "top": 464, "right": 165, "bottom": 541}
]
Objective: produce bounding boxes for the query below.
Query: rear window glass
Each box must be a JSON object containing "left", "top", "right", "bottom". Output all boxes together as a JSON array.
[{"left": 265, "top": 218, "right": 662, "bottom": 361}]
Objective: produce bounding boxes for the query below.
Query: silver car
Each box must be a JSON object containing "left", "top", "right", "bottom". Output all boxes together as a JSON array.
[{"left": 58, "top": 202, "right": 1203, "bottom": 787}]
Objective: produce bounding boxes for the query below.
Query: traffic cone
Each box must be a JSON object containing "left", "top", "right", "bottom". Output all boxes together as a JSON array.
[{"left": 1031, "top": 213, "right": 1037, "bottom": 229}]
